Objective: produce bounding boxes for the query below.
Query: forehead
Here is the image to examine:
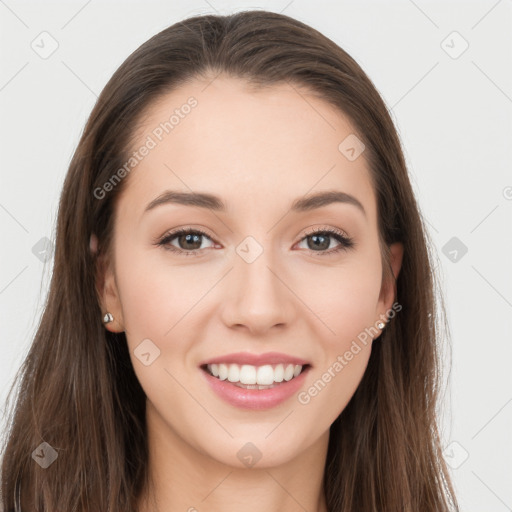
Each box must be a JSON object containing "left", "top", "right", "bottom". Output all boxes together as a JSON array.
[{"left": 120, "top": 75, "right": 377, "bottom": 223}]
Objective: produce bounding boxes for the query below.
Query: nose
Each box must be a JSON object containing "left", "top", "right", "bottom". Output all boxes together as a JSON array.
[{"left": 218, "top": 240, "right": 297, "bottom": 336}]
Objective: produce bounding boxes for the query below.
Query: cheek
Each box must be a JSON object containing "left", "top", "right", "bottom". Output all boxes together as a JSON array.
[
  {"left": 298, "top": 343, "right": 372, "bottom": 430},
  {"left": 291, "top": 249, "right": 381, "bottom": 412},
  {"left": 292, "top": 254, "right": 383, "bottom": 344},
  {"left": 116, "top": 236, "right": 383, "bottom": 353},
  {"left": 113, "top": 245, "right": 200, "bottom": 409},
  {"left": 114, "top": 242, "right": 205, "bottom": 342},
  {"left": 296, "top": 265, "right": 380, "bottom": 419}
]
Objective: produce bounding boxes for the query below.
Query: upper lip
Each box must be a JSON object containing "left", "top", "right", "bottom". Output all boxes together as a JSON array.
[{"left": 199, "top": 351, "right": 311, "bottom": 367}]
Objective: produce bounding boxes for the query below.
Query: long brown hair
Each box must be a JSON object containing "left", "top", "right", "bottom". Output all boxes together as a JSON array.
[{"left": 1, "top": 10, "right": 458, "bottom": 511}]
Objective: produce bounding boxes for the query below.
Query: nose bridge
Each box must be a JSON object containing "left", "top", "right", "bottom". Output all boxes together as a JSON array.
[{"left": 220, "top": 233, "right": 293, "bottom": 332}]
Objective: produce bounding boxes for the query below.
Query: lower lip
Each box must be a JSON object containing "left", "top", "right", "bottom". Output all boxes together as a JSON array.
[{"left": 200, "top": 366, "right": 310, "bottom": 410}]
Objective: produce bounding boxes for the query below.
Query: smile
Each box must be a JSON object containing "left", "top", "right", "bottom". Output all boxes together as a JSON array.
[
  {"left": 204, "top": 363, "right": 306, "bottom": 389},
  {"left": 200, "top": 361, "right": 311, "bottom": 410}
]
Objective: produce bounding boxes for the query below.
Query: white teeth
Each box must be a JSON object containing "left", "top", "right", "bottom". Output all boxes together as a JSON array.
[
  {"left": 283, "top": 364, "right": 294, "bottom": 381},
  {"left": 218, "top": 363, "right": 228, "bottom": 381},
  {"left": 256, "top": 365, "right": 274, "bottom": 386},
  {"left": 274, "top": 364, "right": 284, "bottom": 382},
  {"left": 240, "top": 365, "right": 257, "bottom": 384},
  {"left": 227, "top": 364, "right": 240, "bottom": 382},
  {"left": 206, "top": 363, "right": 304, "bottom": 385}
]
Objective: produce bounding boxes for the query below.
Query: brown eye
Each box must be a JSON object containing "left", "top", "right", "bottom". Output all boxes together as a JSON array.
[
  {"left": 297, "top": 228, "right": 354, "bottom": 255},
  {"left": 174, "top": 232, "right": 203, "bottom": 250},
  {"left": 157, "top": 228, "right": 215, "bottom": 256}
]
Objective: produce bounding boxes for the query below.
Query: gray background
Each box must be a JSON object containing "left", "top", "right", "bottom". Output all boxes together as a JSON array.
[{"left": 1, "top": 0, "right": 511, "bottom": 509}]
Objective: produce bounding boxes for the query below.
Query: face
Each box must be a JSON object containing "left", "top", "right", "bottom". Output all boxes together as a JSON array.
[{"left": 97, "top": 75, "right": 403, "bottom": 469}]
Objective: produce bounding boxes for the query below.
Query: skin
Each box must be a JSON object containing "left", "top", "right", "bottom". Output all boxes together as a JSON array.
[{"left": 96, "top": 75, "right": 403, "bottom": 512}]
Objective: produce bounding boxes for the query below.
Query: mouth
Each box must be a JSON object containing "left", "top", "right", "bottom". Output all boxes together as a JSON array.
[
  {"left": 198, "top": 351, "right": 312, "bottom": 409},
  {"left": 201, "top": 362, "right": 311, "bottom": 390}
]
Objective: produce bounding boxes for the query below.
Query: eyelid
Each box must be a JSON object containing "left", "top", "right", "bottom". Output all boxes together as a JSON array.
[
  {"left": 296, "top": 226, "right": 355, "bottom": 255},
  {"left": 299, "top": 225, "right": 351, "bottom": 240},
  {"left": 153, "top": 225, "right": 217, "bottom": 244},
  {"left": 155, "top": 224, "right": 355, "bottom": 256},
  {"left": 156, "top": 224, "right": 351, "bottom": 242},
  {"left": 154, "top": 226, "right": 217, "bottom": 254}
]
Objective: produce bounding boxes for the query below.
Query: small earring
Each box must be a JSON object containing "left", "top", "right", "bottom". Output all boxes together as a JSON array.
[
  {"left": 103, "top": 312, "right": 114, "bottom": 324},
  {"left": 377, "top": 321, "right": 385, "bottom": 329}
]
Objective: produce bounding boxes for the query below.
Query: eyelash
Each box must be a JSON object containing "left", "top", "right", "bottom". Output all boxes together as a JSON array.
[{"left": 155, "top": 226, "right": 355, "bottom": 257}]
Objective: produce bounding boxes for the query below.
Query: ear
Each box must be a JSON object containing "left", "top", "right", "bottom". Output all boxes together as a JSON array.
[
  {"left": 377, "top": 241, "right": 404, "bottom": 315},
  {"left": 91, "top": 233, "right": 124, "bottom": 333}
]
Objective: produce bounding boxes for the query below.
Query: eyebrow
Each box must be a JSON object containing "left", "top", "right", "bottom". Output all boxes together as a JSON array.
[{"left": 144, "top": 189, "right": 366, "bottom": 217}]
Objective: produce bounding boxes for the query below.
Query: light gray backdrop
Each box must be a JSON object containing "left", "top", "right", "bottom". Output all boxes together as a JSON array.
[{"left": 1, "top": 0, "right": 511, "bottom": 510}]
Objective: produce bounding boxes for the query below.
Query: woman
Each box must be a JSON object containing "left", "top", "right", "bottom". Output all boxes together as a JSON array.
[{"left": 0, "top": 10, "right": 459, "bottom": 511}]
